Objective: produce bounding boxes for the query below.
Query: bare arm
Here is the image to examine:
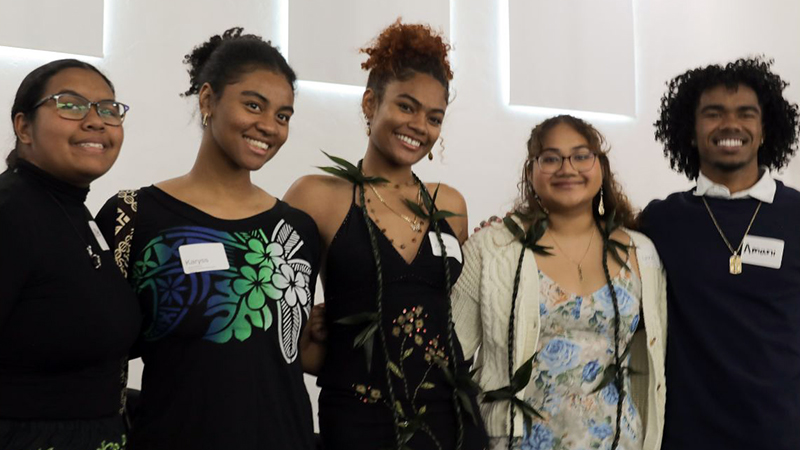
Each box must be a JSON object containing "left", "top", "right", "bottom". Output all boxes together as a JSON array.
[
  {"left": 425, "top": 182, "right": 469, "bottom": 244},
  {"left": 284, "top": 175, "right": 351, "bottom": 374},
  {"left": 300, "top": 303, "right": 327, "bottom": 375}
]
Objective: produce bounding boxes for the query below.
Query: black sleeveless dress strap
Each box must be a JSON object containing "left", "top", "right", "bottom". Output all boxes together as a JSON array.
[{"left": 318, "top": 184, "right": 487, "bottom": 450}]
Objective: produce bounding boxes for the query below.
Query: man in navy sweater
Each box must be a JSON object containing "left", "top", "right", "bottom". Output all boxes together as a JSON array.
[{"left": 641, "top": 57, "right": 800, "bottom": 450}]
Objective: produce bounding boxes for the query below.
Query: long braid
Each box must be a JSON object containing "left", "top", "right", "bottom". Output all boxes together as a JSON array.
[
  {"left": 596, "top": 218, "right": 625, "bottom": 449},
  {"left": 506, "top": 246, "right": 527, "bottom": 450},
  {"left": 358, "top": 171, "right": 403, "bottom": 450},
  {"left": 415, "top": 176, "right": 465, "bottom": 450}
]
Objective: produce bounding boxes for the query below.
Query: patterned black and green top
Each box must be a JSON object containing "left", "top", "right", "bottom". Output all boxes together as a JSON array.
[{"left": 96, "top": 186, "right": 321, "bottom": 450}]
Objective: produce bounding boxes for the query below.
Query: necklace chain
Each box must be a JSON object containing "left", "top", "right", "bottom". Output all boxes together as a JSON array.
[
  {"left": 368, "top": 182, "right": 423, "bottom": 232},
  {"left": 548, "top": 228, "right": 595, "bottom": 281},
  {"left": 701, "top": 196, "right": 762, "bottom": 275}
]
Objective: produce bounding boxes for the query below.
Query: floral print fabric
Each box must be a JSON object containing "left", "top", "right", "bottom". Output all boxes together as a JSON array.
[
  {"left": 491, "top": 268, "right": 643, "bottom": 450},
  {"left": 132, "top": 220, "right": 312, "bottom": 363}
]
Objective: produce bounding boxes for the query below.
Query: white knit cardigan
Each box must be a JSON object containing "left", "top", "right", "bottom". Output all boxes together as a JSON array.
[{"left": 452, "top": 220, "right": 667, "bottom": 450}]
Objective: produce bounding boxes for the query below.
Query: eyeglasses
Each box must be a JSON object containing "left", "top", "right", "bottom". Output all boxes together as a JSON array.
[
  {"left": 534, "top": 149, "right": 597, "bottom": 174},
  {"left": 33, "top": 93, "right": 129, "bottom": 126}
]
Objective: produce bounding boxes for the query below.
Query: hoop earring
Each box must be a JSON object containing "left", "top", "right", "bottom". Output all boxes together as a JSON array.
[
  {"left": 598, "top": 186, "right": 605, "bottom": 216},
  {"left": 202, "top": 113, "right": 209, "bottom": 128}
]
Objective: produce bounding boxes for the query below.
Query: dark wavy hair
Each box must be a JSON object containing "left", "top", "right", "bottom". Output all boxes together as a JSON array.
[
  {"left": 182, "top": 27, "right": 296, "bottom": 98},
  {"left": 510, "top": 115, "right": 634, "bottom": 449},
  {"left": 516, "top": 115, "right": 637, "bottom": 229},
  {"left": 7, "top": 59, "right": 114, "bottom": 168},
  {"left": 654, "top": 56, "right": 800, "bottom": 180}
]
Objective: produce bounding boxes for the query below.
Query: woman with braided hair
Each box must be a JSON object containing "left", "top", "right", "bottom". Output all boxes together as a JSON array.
[
  {"left": 285, "top": 21, "right": 487, "bottom": 450},
  {"left": 452, "top": 116, "right": 667, "bottom": 450}
]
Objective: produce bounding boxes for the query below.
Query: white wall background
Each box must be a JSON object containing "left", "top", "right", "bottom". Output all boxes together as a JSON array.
[{"left": 2, "top": 0, "right": 799, "bottom": 431}]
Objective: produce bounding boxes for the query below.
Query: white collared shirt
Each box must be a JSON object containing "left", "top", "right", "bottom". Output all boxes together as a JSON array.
[{"left": 694, "top": 168, "right": 776, "bottom": 204}]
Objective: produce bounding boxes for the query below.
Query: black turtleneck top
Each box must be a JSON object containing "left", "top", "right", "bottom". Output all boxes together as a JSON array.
[{"left": 0, "top": 160, "right": 141, "bottom": 420}]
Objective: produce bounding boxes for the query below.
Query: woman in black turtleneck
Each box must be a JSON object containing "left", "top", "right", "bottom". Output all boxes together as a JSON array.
[{"left": 0, "top": 60, "right": 141, "bottom": 450}]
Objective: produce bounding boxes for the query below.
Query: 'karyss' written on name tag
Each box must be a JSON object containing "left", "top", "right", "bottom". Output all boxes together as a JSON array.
[{"left": 178, "top": 243, "right": 230, "bottom": 274}]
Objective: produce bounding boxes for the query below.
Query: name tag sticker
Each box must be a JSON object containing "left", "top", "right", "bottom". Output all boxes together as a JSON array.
[
  {"left": 179, "top": 243, "right": 230, "bottom": 274},
  {"left": 429, "top": 232, "right": 462, "bottom": 263},
  {"left": 741, "top": 235, "right": 784, "bottom": 269},
  {"left": 88, "top": 220, "right": 110, "bottom": 251}
]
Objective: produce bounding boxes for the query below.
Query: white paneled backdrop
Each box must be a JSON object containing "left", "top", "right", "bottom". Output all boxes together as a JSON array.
[{"left": 2, "top": 0, "right": 799, "bottom": 432}]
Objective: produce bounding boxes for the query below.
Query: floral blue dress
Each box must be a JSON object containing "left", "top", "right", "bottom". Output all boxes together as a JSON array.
[{"left": 491, "top": 267, "right": 643, "bottom": 450}]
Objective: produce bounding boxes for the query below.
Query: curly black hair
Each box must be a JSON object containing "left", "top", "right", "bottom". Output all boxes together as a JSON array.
[
  {"left": 654, "top": 56, "right": 799, "bottom": 180},
  {"left": 182, "top": 27, "right": 296, "bottom": 98}
]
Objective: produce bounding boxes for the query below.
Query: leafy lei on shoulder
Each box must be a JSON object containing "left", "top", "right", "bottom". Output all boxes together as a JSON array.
[
  {"left": 487, "top": 208, "right": 634, "bottom": 441},
  {"left": 318, "top": 151, "right": 471, "bottom": 450},
  {"left": 319, "top": 151, "right": 461, "bottom": 371}
]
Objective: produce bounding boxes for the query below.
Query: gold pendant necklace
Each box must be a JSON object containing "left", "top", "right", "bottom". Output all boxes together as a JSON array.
[
  {"left": 701, "top": 197, "right": 762, "bottom": 275},
  {"left": 368, "top": 182, "right": 423, "bottom": 232},
  {"left": 548, "top": 228, "right": 596, "bottom": 282}
]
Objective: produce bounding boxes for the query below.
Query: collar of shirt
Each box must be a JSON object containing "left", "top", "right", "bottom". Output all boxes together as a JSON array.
[{"left": 694, "top": 168, "right": 776, "bottom": 203}]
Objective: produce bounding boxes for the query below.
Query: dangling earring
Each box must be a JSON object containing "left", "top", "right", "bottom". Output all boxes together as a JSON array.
[
  {"left": 428, "top": 151, "right": 434, "bottom": 161},
  {"left": 534, "top": 193, "right": 549, "bottom": 215},
  {"left": 202, "top": 113, "right": 209, "bottom": 128},
  {"left": 598, "top": 186, "right": 606, "bottom": 216},
  {"left": 366, "top": 121, "right": 371, "bottom": 136}
]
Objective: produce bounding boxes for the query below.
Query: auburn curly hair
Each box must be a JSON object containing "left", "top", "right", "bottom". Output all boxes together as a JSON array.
[
  {"left": 360, "top": 20, "right": 452, "bottom": 102},
  {"left": 516, "top": 115, "right": 638, "bottom": 229},
  {"left": 654, "top": 56, "right": 800, "bottom": 180}
]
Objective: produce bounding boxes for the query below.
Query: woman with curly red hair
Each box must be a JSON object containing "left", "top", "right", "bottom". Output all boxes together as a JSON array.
[{"left": 285, "top": 21, "right": 488, "bottom": 450}]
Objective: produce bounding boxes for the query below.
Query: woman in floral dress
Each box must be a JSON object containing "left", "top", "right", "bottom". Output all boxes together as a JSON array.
[{"left": 452, "top": 115, "right": 668, "bottom": 450}]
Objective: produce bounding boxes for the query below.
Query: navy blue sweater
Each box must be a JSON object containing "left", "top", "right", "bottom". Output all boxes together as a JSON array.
[{"left": 641, "top": 181, "right": 800, "bottom": 450}]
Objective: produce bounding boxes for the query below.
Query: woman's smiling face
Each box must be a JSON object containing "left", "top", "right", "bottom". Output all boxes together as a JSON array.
[
  {"left": 15, "top": 67, "right": 123, "bottom": 186},
  {"left": 531, "top": 122, "right": 602, "bottom": 214},
  {"left": 363, "top": 72, "right": 447, "bottom": 167},
  {"left": 202, "top": 68, "right": 295, "bottom": 171}
]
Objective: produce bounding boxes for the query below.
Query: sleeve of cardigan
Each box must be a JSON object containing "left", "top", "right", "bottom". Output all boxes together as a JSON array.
[
  {"left": 452, "top": 231, "right": 485, "bottom": 360},
  {"left": 656, "top": 261, "right": 668, "bottom": 347}
]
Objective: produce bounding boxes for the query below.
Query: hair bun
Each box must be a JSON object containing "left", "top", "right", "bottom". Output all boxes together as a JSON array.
[
  {"left": 360, "top": 20, "right": 452, "bottom": 82},
  {"left": 183, "top": 27, "right": 246, "bottom": 97}
]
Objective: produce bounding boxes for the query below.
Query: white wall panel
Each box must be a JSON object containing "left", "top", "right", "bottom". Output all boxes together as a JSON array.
[
  {"left": 0, "top": 0, "right": 104, "bottom": 57},
  {"left": 508, "top": 0, "right": 635, "bottom": 116},
  {"left": 289, "top": 0, "right": 449, "bottom": 86}
]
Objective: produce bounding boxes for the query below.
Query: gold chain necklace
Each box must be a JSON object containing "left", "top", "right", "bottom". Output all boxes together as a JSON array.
[
  {"left": 548, "top": 228, "right": 596, "bottom": 281},
  {"left": 701, "top": 197, "right": 762, "bottom": 275},
  {"left": 368, "top": 182, "right": 423, "bottom": 232}
]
